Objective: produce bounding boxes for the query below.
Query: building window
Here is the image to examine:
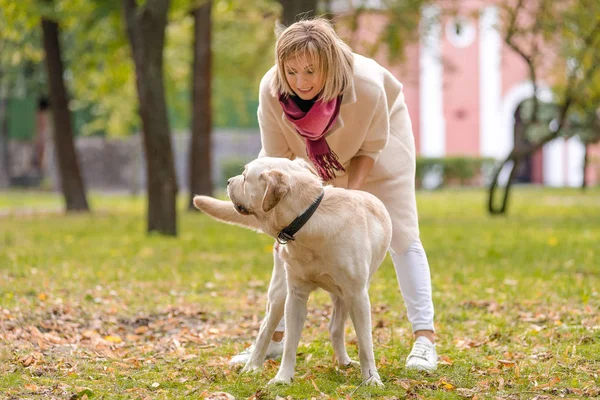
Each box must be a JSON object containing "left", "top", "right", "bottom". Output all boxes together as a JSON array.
[{"left": 446, "top": 17, "right": 476, "bottom": 48}]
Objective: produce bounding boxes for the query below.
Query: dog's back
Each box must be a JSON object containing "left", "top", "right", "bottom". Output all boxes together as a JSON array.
[{"left": 280, "top": 186, "right": 392, "bottom": 292}]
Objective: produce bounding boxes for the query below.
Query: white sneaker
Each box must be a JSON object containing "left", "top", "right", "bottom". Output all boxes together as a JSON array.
[
  {"left": 229, "top": 340, "right": 284, "bottom": 366},
  {"left": 405, "top": 336, "right": 437, "bottom": 372}
]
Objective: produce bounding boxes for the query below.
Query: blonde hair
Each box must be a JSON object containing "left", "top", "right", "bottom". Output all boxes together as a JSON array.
[{"left": 270, "top": 18, "right": 354, "bottom": 102}]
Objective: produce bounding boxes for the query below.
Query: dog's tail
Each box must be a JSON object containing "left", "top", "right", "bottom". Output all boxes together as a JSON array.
[{"left": 193, "top": 195, "right": 262, "bottom": 232}]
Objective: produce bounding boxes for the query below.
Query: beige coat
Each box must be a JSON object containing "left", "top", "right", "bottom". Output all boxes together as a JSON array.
[{"left": 258, "top": 53, "right": 419, "bottom": 253}]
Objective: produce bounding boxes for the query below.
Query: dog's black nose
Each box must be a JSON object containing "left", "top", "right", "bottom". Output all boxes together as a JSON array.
[{"left": 227, "top": 178, "right": 232, "bottom": 186}]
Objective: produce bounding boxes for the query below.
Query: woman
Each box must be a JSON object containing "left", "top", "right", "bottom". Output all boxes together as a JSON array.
[{"left": 231, "top": 17, "right": 437, "bottom": 372}]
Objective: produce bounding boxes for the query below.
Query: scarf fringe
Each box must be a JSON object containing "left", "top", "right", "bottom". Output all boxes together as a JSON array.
[{"left": 312, "top": 150, "right": 346, "bottom": 181}]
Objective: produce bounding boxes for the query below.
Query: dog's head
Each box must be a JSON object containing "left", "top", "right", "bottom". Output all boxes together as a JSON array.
[{"left": 227, "top": 157, "right": 321, "bottom": 218}]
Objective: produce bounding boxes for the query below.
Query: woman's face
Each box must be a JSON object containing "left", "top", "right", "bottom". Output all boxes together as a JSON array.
[{"left": 284, "top": 54, "right": 325, "bottom": 100}]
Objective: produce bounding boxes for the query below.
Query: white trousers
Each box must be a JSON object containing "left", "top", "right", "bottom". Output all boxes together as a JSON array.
[{"left": 275, "top": 238, "right": 435, "bottom": 333}]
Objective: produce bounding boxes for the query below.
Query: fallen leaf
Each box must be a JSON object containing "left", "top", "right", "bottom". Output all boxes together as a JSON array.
[
  {"left": 498, "top": 359, "right": 516, "bottom": 368},
  {"left": 21, "top": 355, "right": 35, "bottom": 367},
  {"left": 439, "top": 355, "right": 454, "bottom": 365},
  {"left": 104, "top": 335, "right": 122, "bottom": 343},
  {"left": 534, "top": 377, "right": 560, "bottom": 390},
  {"left": 456, "top": 388, "right": 478, "bottom": 398},
  {"left": 24, "top": 384, "right": 39, "bottom": 392},
  {"left": 204, "top": 392, "right": 235, "bottom": 400},
  {"left": 498, "top": 377, "right": 505, "bottom": 391},
  {"left": 134, "top": 326, "right": 149, "bottom": 334},
  {"left": 81, "top": 330, "right": 97, "bottom": 339},
  {"left": 438, "top": 378, "right": 454, "bottom": 390}
]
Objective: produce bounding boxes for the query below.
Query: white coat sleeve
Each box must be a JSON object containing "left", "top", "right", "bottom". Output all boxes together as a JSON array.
[
  {"left": 355, "top": 89, "right": 389, "bottom": 162},
  {"left": 257, "top": 80, "right": 293, "bottom": 159}
]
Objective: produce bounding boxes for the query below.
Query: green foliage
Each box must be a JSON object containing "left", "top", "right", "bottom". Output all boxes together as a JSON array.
[
  {"left": 499, "top": 0, "right": 600, "bottom": 146},
  {"left": 211, "top": 0, "right": 279, "bottom": 127},
  {"left": 1, "top": 0, "right": 280, "bottom": 137},
  {"left": 0, "top": 188, "right": 599, "bottom": 398},
  {"left": 567, "top": 109, "right": 600, "bottom": 145},
  {"left": 416, "top": 156, "right": 495, "bottom": 187},
  {"left": 0, "top": 0, "right": 45, "bottom": 96},
  {"left": 519, "top": 99, "right": 600, "bottom": 145},
  {"left": 370, "top": 0, "right": 426, "bottom": 63}
]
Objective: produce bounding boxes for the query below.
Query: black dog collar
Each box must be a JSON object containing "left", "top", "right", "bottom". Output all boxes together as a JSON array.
[{"left": 277, "top": 191, "right": 325, "bottom": 245}]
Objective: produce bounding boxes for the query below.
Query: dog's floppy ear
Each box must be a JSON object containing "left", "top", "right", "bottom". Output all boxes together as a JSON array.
[{"left": 260, "top": 169, "right": 290, "bottom": 212}]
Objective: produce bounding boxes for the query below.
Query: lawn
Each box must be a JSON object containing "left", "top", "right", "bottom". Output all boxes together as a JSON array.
[{"left": 0, "top": 187, "right": 599, "bottom": 399}]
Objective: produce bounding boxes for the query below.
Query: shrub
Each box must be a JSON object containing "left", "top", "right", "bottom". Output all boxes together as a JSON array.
[{"left": 416, "top": 156, "right": 496, "bottom": 188}]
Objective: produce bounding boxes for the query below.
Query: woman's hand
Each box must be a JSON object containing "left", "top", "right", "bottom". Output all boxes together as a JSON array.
[{"left": 347, "top": 155, "right": 375, "bottom": 190}]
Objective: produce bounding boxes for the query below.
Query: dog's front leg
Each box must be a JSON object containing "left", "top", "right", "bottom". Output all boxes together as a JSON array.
[
  {"left": 242, "top": 249, "right": 287, "bottom": 372},
  {"left": 269, "top": 277, "right": 312, "bottom": 385},
  {"left": 347, "top": 289, "right": 383, "bottom": 387}
]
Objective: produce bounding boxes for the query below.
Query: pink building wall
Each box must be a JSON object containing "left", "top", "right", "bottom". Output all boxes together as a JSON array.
[
  {"left": 440, "top": 13, "right": 481, "bottom": 156},
  {"left": 336, "top": 4, "right": 600, "bottom": 187},
  {"left": 339, "top": 13, "right": 422, "bottom": 151}
]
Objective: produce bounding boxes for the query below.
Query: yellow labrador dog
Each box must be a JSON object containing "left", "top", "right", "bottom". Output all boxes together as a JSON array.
[{"left": 193, "top": 157, "right": 392, "bottom": 386}]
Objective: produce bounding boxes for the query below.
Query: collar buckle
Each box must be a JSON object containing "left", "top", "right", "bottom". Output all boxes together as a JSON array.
[{"left": 277, "top": 231, "right": 295, "bottom": 245}]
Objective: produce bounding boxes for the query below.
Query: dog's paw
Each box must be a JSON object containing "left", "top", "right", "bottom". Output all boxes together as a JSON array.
[
  {"left": 268, "top": 375, "right": 292, "bottom": 385},
  {"left": 240, "top": 364, "right": 262, "bottom": 374},
  {"left": 365, "top": 374, "right": 384, "bottom": 387},
  {"left": 339, "top": 359, "right": 360, "bottom": 368}
]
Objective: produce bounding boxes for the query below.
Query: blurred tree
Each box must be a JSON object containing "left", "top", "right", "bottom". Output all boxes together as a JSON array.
[
  {"left": 66, "top": 0, "right": 137, "bottom": 137},
  {"left": 0, "top": 1, "right": 45, "bottom": 187},
  {"left": 41, "top": 0, "right": 89, "bottom": 212},
  {"left": 122, "top": 0, "right": 178, "bottom": 236},
  {"left": 340, "top": 0, "right": 428, "bottom": 64},
  {"left": 278, "top": 0, "right": 316, "bottom": 26},
  {"left": 211, "top": 1, "right": 279, "bottom": 127},
  {"left": 0, "top": 1, "right": 46, "bottom": 97},
  {"left": 488, "top": 0, "right": 600, "bottom": 214},
  {"left": 64, "top": 0, "right": 278, "bottom": 134},
  {"left": 188, "top": 0, "right": 213, "bottom": 208}
]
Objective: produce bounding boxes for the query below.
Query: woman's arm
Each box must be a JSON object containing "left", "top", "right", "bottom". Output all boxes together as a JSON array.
[
  {"left": 258, "top": 69, "right": 293, "bottom": 159},
  {"left": 348, "top": 86, "right": 390, "bottom": 189},
  {"left": 347, "top": 155, "right": 375, "bottom": 190}
]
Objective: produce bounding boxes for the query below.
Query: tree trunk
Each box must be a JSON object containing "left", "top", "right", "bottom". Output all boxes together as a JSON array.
[
  {"left": 41, "top": 11, "right": 89, "bottom": 212},
  {"left": 278, "top": 0, "right": 318, "bottom": 26},
  {"left": 122, "top": 0, "right": 177, "bottom": 236},
  {"left": 488, "top": 155, "right": 520, "bottom": 215},
  {"left": 188, "top": 1, "right": 213, "bottom": 210}
]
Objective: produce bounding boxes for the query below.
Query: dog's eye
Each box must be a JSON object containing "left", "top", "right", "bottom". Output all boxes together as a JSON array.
[{"left": 235, "top": 204, "right": 249, "bottom": 215}]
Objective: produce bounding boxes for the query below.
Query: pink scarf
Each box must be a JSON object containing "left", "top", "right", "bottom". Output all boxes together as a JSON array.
[{"left": 279, "top": 94, "right": 345, "bottom": 181}]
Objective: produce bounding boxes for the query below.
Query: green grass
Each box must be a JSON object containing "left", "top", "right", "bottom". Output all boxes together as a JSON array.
[{"left": 0, "top": 187, "right": 599, "bottom": 399}]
